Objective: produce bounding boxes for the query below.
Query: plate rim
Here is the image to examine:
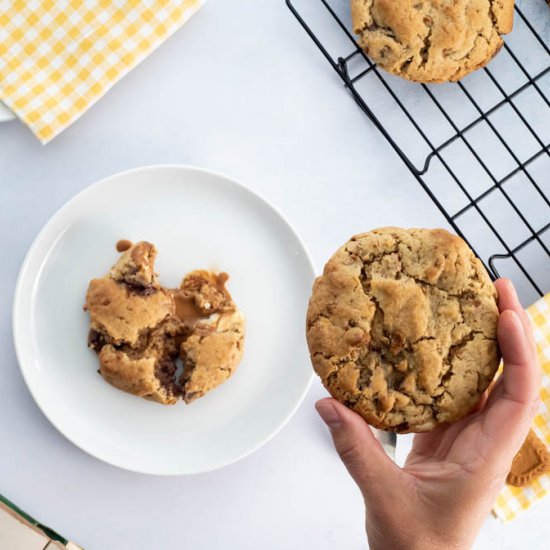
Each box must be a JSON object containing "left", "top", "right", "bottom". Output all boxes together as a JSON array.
[{"left": 12, "top": 164, "right": 317, "bottom": 475}]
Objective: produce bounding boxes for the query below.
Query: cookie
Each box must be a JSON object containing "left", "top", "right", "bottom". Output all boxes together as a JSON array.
[
  {"left": 306, "top": 228, "right": 500, "bottom": 433},
  {"left": 507, "top": 429, "right": 550, "bottom": 487},
  {"left": 351, "top": 0, "right": 514, "bottom": 83},
  {"left": 174, "top": 271, "right": 245, "bottom": 403},
  {"left": 85, "top": 242, "right": 245, "bottom": 405}
]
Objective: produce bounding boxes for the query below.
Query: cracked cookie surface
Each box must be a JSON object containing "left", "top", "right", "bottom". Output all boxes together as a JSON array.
[
  {"left": 351, "top": 0, "right": 514, "bottom": 83},
  {"left": 85, "top": 242, "right": 245, "bottom": 405},
  {"left": 306, "top": 228, "right": 500, "bottom": 432}
]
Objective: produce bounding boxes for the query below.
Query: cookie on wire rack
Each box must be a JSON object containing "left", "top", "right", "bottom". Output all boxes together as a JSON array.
[{"left": 351, "top": 0, "right": 514, "bottom": 83}]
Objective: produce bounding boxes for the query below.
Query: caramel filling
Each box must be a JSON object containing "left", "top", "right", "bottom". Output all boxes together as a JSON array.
[
  {"left": 173, "top": 294, "right": 209, "bottom": 325},
  {"left": 116, "top": 239, "right": 133, "bottom": 252}
]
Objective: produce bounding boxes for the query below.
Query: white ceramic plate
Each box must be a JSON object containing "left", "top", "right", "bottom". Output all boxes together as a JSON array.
[{"left": 13, "top": 165, "right": 315, "bottom": 475}]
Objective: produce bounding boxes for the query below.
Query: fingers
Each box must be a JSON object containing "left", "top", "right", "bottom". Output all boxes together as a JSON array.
[
  {"left": 494, "top": 278, "right": 536, "bottom": 352},
  {"left": 494, "top": 278, "right": 539, "bottom": 405},
  {"left": 478, "top": 293, "right": 541, "bottom": 467},
  {"left": 316, "top": 398, "right": 398, "bottom": 498},
  {"left": 498, "top": 309, "right": 540, "bottom": 405},
  {"left": 482, "top": 279, "right": 539, "bottom": 413}
]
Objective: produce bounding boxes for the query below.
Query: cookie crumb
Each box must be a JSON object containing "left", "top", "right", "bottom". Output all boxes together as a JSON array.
[{"left": 116, "top": 239, "right": 133, "bottom": 252}]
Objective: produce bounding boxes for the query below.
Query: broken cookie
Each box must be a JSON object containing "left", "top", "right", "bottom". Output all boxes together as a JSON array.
[
  {"left": 85, "top": 242, "right": 245, "bottom": 405},
  {"left": 174, "top": 270, "right": 246, "bottom": 403}
]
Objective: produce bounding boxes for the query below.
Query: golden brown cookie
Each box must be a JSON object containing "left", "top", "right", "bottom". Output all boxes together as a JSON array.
[
  {"left": 351, "top": 0, "right": 514, "bottom": 83},
  {"left": 507, "top": 429, "right": 550, "bottom": 487},
  {"left": 86, "top": 277, "right": 173, "bottom": 347},
  {"left": 306, "top": 227, "right": 500, "bottom": 433},
  {"left": 174, "top": 271, "right": 245, "bottom": 403},
  {"left": 85, "top": 242, "right": 245, "bottom": 405}
]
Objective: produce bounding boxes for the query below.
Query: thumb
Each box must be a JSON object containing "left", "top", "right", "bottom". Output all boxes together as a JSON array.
[{"left": 316, "top": 398, "right": 399, "bottom": 498}]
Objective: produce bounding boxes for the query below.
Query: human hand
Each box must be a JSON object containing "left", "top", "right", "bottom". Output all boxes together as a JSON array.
[{"left": 316, "top": 278, "right": 540, "bottom": 550}]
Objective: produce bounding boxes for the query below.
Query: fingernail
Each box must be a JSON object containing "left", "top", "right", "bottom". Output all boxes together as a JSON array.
[
  {"left": 508, "top": 309, "right": 522, "bottom": 327},
  {"left": 316, "top": 401, "right": 341, "bottom": 429},
  {"left": 505, "top": 279, "right": 519, "bottom": 302},
  {"left": 502, "top": 309, "right": 524, "bottom": 334}
]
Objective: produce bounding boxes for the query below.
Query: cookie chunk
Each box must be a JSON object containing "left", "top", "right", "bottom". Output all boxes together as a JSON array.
[
  {"left": 85, "top": 242, "right": 245, "bottom": 405},
  {"left": 98, "top": 344, "right": 180, "bottom": 405},
  {"left": 507, "top": 429, "right": 550, "bottom": 487},
  {"left": 86, "top": 278, "right": 173, "bottom": 348},
  {"left": 351, "top": 0, "right": 514, "bottom": 83},
  {"left": 306, "top": 228, "right": 500, "bottom": 433},
  {"left": 110, "top": 240, "right": 159, "bottom": 290},
  {"left": 174, "top": 271, "right": 245, "bottom": 403}
]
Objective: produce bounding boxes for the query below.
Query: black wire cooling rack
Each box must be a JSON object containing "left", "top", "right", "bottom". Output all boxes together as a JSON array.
[{"left": 287, "top": 0, "right": 550, "bottom": 304}]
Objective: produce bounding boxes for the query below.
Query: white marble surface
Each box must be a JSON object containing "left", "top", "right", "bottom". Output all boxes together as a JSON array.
[{"left": 0, "top": 0, "right": 549, "bottom": 548}]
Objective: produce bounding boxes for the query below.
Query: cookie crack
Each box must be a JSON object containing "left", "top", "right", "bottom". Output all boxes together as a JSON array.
[
  {"left": 355, "top": 0, "right": 404, "bottom": 48},
  {"left": 419, "top": 22, "right": 433, "bottom": 68},
  {"left": 345, "top": 243, "right": 399, "bottom": 265},
  {"left": 488, "top": 0, "right": 499, "bottom": 29},
  {"left": 306, "top": 311, "right": 331, "bottom": 331},
  {"left": 367, "top": 234, "right": 493, "bottom": 419},
  {"left": 326, "top": 356, "right": 358, "bottom": 389},
  {"left": 395, "top": 238, "right": 485, "bottom": 302}
]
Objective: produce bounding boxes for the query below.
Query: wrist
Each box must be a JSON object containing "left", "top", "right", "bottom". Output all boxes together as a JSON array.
[
  {"left": 366, "top": 517, "right": 473, "bottom": 550},
  {"left": 369, "top": 535, "right": 470, "bottom": 550}
]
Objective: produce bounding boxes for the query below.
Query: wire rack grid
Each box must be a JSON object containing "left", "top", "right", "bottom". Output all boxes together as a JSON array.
[{"left": 287, "top": 0, "right": 550, "bottom": 304}]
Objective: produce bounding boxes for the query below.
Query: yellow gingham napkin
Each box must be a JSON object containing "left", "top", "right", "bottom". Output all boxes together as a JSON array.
[
  {"left": 0, "top": 0, "right": 205, "bottom": 143},
  {"left": 493, "top": 293, "right": 550, "bottom": 522}
]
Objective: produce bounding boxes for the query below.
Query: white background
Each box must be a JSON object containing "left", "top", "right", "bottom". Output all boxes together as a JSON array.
[{"left": 1, "top": 0, "right": 549, "bottom": 548}]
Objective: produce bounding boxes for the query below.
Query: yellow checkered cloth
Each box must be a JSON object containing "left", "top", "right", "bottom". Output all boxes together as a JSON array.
[
  {"left": 0, "top": 0, "right": 204, "bottom": 143},
  {"left": 493, "top": 293, "right": 550, "bottom": 522}
]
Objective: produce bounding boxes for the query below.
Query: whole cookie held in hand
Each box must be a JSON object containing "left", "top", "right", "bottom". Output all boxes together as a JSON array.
[
  {"left": 351, "top": 0, "right": 514, "bottom": 82},
  {"left": 306, "top": 227, "right": 500, "bottom": 433}
]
